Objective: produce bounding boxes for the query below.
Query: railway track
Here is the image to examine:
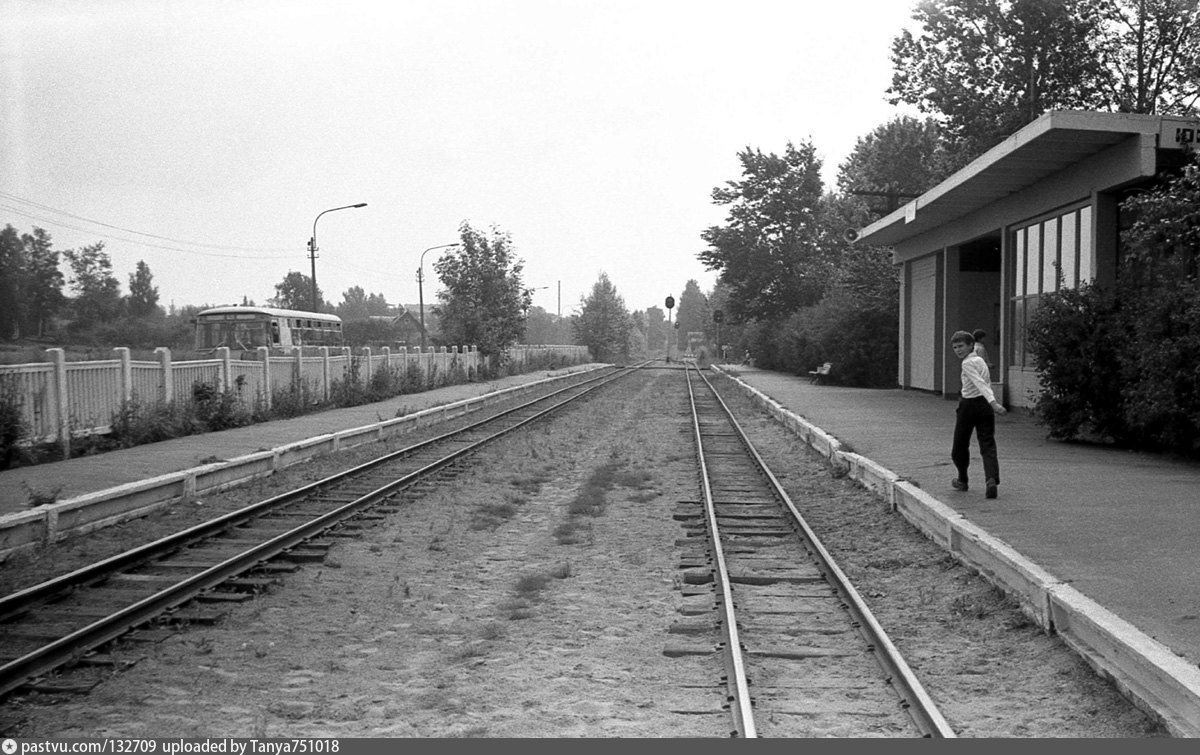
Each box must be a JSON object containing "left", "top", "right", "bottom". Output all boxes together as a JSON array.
[
  {"left": 0, "top": 364, "right": 641, "bottom": 700},
  {"left": 675, "top": 363, "right": 955, "bottom": 737}
]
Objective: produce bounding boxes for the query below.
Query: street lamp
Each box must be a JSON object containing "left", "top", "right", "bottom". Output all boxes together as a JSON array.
[
  {"left": 308, "top": 203, "right": 367, "bottom": 312},
  {"left": 417, "top": 243, "right": 460, "bottom": 352}
]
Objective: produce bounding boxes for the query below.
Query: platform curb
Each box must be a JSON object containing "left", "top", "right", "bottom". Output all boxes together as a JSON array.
[{"left": 713, "top": 366, "right": 1200, "bottom": 737}]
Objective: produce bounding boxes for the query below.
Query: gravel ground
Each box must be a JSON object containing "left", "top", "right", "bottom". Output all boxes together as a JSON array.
[{"left": 0, "top": 367, "right": 1169, "bottom": 737}]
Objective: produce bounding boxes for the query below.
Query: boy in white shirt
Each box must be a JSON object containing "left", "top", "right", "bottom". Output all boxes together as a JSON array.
[{"left": 950, "top": 330, "right": 1007, "bottom": 499}]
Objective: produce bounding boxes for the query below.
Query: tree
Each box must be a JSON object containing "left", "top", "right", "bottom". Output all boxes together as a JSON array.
[
  {"left": 21, "top": 227, "right": 65, "bottom": 337},
  {"left": 643, "top": 305, "right": 666, "bottom": 352},
  {"left": 889, "top": 0, "right": 1107, "bottom": 163},
  {"left": 1094, "top": 0, "right": 1200, "bottom": 114},
  {"left": 524, "top": 306, "right": 570, "bottom": 344},
  {"left": 63, "top": 241, "right": 122, "bottom": 325},
  {"left": 433, "top": 221, "right": 530, "bottom": 359},
  {"left": 338, "top": 286, "right": 371, "bottom": 321},
  {"left": 573, "top": 272, "right": 632, "bottom": 363},
  {"left": 837, "top": 116, "right": 951, "bottom": 218},
  {"left": 889, "top": 0, "right": 1200, "bottom": 168},
  {"left": 366, "top": 292, "right": 391, "bottom": 316},
  {"left": 674, "top": 279, "right": 710, "bottom": 351},
  {"left": 127, "top": 260, "right": 160, "bottom": 318},
  {"left": 271, "top": 271, "right": 320, "bottom": 311},
  {"left": 0, "top": 226, "right": 24, "bottom": 339},
  {"left": 699, "top": 141, "right": 829, "bottom": 322}
]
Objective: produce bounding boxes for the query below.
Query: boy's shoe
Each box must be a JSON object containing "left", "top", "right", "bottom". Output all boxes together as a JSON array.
[
  {"left": 951, "top": 478, "right": 969, "bottom": 492},
  {"left": 985, "top": 479, "right": 998, "bottom": 499}
]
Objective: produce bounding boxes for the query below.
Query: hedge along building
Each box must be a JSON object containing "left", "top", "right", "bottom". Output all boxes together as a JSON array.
[{"left": 853, "top": 110, "right": 1200, "bottom": 409}]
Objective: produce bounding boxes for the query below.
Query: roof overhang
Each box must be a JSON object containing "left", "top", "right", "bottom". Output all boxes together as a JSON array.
[{"left": 855, "top": 111, "right": 1199, "bottom": 247}]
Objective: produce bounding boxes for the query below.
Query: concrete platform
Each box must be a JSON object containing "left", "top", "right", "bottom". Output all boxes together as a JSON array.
[{"left": 714, "top": 365, "right": 1200, "bottom": 736}]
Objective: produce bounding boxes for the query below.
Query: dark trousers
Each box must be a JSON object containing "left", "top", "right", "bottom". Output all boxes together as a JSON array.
[{"left": 951, "top": 396, "right": 1000, "bottom": 485}]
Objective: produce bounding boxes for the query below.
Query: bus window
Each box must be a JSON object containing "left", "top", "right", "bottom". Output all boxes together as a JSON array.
[{"left": 271, "top": 320, "right": 281, "bottom": 345}]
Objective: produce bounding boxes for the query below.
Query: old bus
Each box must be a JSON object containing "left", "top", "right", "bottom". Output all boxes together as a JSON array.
[{"left": 194, "top": 306, "right": 343, "bottom": 357}]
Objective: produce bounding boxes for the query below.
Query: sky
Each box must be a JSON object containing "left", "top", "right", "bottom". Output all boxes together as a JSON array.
[{"left": 1, "top": 0, "right": 921, "bottom": 318}]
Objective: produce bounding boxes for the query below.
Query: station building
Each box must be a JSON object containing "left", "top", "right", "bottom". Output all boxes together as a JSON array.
[{"left": 855, "top": 110, "right": 1200, "bottom": 409}]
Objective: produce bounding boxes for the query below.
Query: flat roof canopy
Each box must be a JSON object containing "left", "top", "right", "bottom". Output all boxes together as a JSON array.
[{"left": 855, "top": 111, "right": 1194, "bottom": 247}]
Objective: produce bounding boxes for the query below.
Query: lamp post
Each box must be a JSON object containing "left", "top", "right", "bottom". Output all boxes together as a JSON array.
[
  {"left": 417, "top": 243, "right": 460, "bottom": 352},
  {"left": 308, "top": 203, "right": 367, "bottom": 312}
]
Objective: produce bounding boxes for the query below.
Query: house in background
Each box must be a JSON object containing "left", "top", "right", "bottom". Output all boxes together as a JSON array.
[
  {"left": 364, "top": 306, "right": 431, "bottom": 350},
  {"left": 854, "top": 110, "right": 1200, "bottom": 410}
]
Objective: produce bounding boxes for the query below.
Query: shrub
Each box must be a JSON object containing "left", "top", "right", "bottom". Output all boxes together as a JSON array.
[
  {"left": 110, "top": 395, "right": 195, "bottom": 447},
  {"left": 1026, "top": 283, "right": 1129, "bottom": 443},
  {"left": 1027, "top": 150, "right": 1200, "bottom": 455},
  {"left": 0, "top": 374, "right": 29, "bottom": 469},
  {"left": 191, "top": 380, "right": 252, "bottom": 431}
]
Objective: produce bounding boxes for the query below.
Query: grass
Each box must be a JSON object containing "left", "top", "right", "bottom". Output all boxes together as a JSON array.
[
  {"left": 553, "top": 455, "right": 657, "bottom": 544},
  {"left": 500, "top": 564, "right": 573, "bottom": 620},
  {"left": 22, "top": 481, "right": 63, "bottom": 507},
  {"left": 468, "top": 491, "right": 525, "bottom": 531}
]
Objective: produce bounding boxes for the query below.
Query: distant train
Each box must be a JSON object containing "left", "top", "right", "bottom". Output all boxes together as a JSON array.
[{"left": 193, "top": 306, "right": 344, "bottom": 357}]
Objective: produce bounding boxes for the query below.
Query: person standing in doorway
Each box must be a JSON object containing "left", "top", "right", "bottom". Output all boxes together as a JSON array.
[
  {"left": 950, "top": 330, "right": 1007, "bottom": 499},
  {"left": 972, "top": 329, "right": 990, "bottom": 366}
]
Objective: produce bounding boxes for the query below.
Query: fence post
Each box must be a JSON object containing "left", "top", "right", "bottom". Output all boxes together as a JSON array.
[
  {"left": 47, "top": 347, "right": 70, "bottom": 459},
  {"left": 292, "top": 347, "right": 304, "bottom": 401},
  {"left": 361, "top": 346, "right": 372, "bottom": 387},
  {"left": 217, "top": 347, "right": 231, "bottom": 391},
  {"left": 321, "top": 346, "right": 330, "bottom": 402},
  {"left": 258, "top": 346, "right": 272, "bottom": 410},
  {"left": 156, "top": 346, "right": 173, "bottom": 404},
  {"left": 381, "top": 346, "right": 391, "bottom": 377},
  {"left": 115, "top": 347, "right": 132, "bottom": 404}
]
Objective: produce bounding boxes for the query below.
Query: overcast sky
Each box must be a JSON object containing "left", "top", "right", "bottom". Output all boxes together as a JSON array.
[{"left": 2, "top": 0, "right": 920, "bottom": 318}]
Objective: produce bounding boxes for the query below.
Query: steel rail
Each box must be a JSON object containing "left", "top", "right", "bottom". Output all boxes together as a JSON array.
[
  {"left": 0, "top": 366, "right": 622, "bottom": 621},
  {"left": 692, "top": 365, "right": 957, "bottom": 738},
  {"left": 684, "top": 366, "right": 758, "bottom": 738},
  {"left": 0, "top": 364, "right": 641, "bottom": 699}
]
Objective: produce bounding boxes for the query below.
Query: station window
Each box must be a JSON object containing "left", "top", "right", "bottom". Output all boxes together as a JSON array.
[{"left": 1010, "top": 203, "right": 1094, "bottom": 369}]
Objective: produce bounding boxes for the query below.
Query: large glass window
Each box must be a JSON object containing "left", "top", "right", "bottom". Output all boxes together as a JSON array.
[{"left": 1011, "top": 202, "right": 1094, "bottom": 369}]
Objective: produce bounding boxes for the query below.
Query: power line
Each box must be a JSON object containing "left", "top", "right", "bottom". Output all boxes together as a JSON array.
[{"left": 0, "top": 191, "right": 298, "bottom": 258}]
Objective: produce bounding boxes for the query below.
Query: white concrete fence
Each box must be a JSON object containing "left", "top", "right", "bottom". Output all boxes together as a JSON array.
[{"left": 0, "top": 344, "right": 589, "bottom": 451}]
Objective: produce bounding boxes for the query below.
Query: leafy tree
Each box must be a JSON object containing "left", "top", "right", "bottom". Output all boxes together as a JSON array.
[
  {"left": 674, "top": 279, "right": 710, "bottom": 351},
  {"left": 699, "top": 141, "right": 829, "bottom": 322},
  {"left": 889, "top": 0, "right": 1200, "bottom": 168},
  {"left": 643, "top": 305, "right": 666, "bottom": 352},
  {"left": 837, "top": 116, "right": 952, "bottom": 218},
  {"left": 21, "top": 227, "right": 65, "bottom": 337},
  {"left": 524, "top": 305, "right": 571, "bottom": 344},
  {"left": 0, "top": 225, "right": 24, "bottom": 339},
  {"left": 271, "top": 271, "right": 321, "bottom": 311},
  {"left": 127, "top": 260, "right": 160, "bottom": 318},
  {"left": 573, "top": 272, "right": 631, "bottom": 363},
  {"left": 1094, "top": 0, "right": 1200, "bottom": 114},
  {"left": 889, "top": 0, "right": 1107, "bottom": 164},
  {"left": 1112, "top": 149, "right": 1200, "bottom": 450},
  {"left": 433, "top": 221, "right": 530, "bottom": 359},
  {"left": 338, "top": 285, "right": 371, "bottom": 321},
  {"left": 64, "top": 241, "right": 122, "bottom": 325},
  {"left": 366, "top": 292, "right": 391, "bottom": 316}
]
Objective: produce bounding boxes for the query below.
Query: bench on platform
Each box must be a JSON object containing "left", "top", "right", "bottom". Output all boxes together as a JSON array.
[{"left": 808, "top": 362, "right": 833, "bottom": 384}]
